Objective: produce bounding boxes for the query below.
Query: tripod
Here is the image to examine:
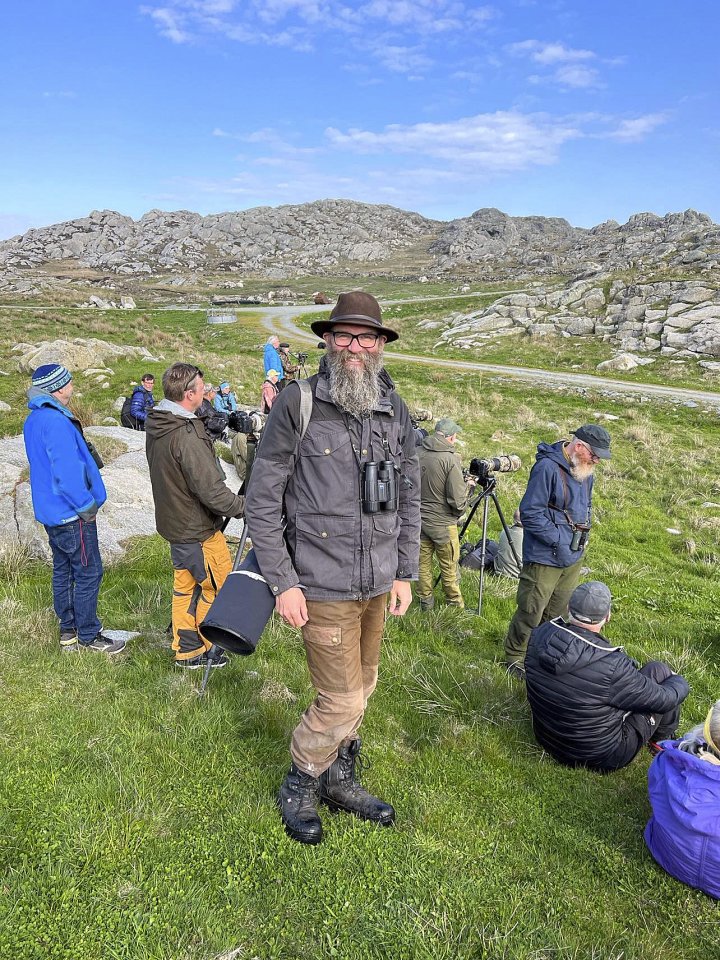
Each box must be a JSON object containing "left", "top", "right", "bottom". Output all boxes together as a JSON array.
[
  {"left": 292, "top": 354, "right": 310, "bottom": 379},
  {"left": 455, "top": 476, "right": 522, "bottom": 616}
]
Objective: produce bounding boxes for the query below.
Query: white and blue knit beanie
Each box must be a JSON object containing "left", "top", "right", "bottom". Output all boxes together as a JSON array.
[{"left": 31, "top": 363, "right": 72, "bottom": 393}]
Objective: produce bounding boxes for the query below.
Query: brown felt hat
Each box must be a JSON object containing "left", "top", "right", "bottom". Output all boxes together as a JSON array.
[{"left": 310, "top": 291, "right": 398, "bottom": 343}]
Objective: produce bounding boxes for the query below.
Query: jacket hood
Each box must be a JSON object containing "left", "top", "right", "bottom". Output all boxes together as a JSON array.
[
  {"left": 146, "top": 398, "right": 198, "bottom": 440},
  {"left": 535, "top": 440, "right": 573, "bottom": 472},
  {"left": 26, "top": 387, "right": 74, "bottom": 416},
  {"left": 421, "top": 433, "right": 456, "bottom": 454},
  {"left": 536, "top": 618, "right": 621, "bottom": 675}
]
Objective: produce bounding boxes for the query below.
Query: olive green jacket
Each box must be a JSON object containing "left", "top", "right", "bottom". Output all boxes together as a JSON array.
[
  {"left": 418, "top": 433, "right": 472, "bottom": 543},
  {"left": 145, "top": 400, "right": 244, "bottom": 544}
]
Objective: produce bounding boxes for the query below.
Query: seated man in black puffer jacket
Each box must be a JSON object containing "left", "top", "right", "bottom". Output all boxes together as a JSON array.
[{"left": 525, "top": 581, "right": 690, "bottom": 773}]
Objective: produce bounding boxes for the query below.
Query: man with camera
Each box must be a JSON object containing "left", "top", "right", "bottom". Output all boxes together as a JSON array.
[
  {"left": 525, "top": 581, "right": 689, "bottom": 772},
  {"left": 246, "top": 291, "right": 420, "bottom": 845},
  {"left": 145, "top": 363, "right": 245, "bottom": 669},
  {"left": 278, "top": 343, "right": 299, "bottom": 383},
  {"left": 416, "top": 418, "right": 476, "bottom": 610},
  {"left": 504, "top": 424, "right": 611, "bottom": 679}
]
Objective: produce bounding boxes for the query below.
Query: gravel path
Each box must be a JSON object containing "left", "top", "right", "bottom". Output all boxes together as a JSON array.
[{"left": 256, "top": 304, "right": 720, "bottom": 411}]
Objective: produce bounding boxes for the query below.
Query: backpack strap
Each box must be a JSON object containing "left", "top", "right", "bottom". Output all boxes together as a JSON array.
[{"left": 296, "top": 378, "right": 313, "bottom": 443}]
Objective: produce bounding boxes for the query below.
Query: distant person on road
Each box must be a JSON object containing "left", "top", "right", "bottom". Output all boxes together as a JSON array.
[
  {"left": 263, "top": 335, "right": 285, "bottom": 384},
  {"left": 213, "top": 380, "right": 238, "bottom": 414},
  {"left": 23, "top": 363, "right": 126, "bottom": 655},
  {"left": 260, "top": 369, "right": 280, "bottom": 414}
]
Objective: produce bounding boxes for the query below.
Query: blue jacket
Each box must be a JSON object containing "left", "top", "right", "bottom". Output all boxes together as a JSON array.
[
  {"left": 23, "top": 389, "right": 107, "bottom": 526},
  {"left": 520, "top": 440, "right": 593, "bottom": 567},
  {"left": 213, "top": 391, "right": 238, "bottom": 413},
  {"left": 263, "top": 343, "right": 285, "bottom": 380},
  {"left": 129, "top": 385, "right": 155, "bottom": 422},
  {"left": 645, "top": 740, "right": 720, "bottom": 899}
]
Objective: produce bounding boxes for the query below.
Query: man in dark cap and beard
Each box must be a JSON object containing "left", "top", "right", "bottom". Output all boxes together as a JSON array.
[{"left": 246, "top": 291, "right": 420, "bottom": 844}]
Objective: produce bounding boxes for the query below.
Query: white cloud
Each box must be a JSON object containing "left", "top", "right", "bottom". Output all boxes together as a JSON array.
[
  {"left": 141, "top": 0, "right": 494, "bottom": 63},
  {"left": 553, "top": 64, "right": 599, "bottom": 89},
  {"left": 325, "top": 111, "right": 581, "bottom": 171},
  {"left": 606, "top": 113, "right": 670, "bottom": 142},
  {"left": 509, "top": 39, "right": 595, "bottom": 64},
  {"left": 140, "top": 6, "right": 194, "bottom": 43},
  {"left": 508, "top": 38, "right": 603, "bottom": 88}
]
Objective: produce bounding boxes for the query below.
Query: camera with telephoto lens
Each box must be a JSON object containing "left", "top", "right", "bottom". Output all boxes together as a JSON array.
[
  {"left": 294, "top": 351, "right": 309, "bottom": 363},
  {"left": 362, "top": 459, "right": 400, "bottom": 513},
  {"left": 465, "top": 454, "right": 522, "bottom": 485},
  {"left": 227, "top": 409, "right": 265, "bottom": 436}
]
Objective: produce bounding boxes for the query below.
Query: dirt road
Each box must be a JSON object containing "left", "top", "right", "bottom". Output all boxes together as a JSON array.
[{"left": 256, "top": 304, "right": 720, "bottom": 411}]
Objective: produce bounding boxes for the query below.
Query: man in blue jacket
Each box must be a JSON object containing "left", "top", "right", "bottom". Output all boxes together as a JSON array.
[
  {"left": 23, "top": 364, "right": 125, "bottom": 655},
  {"left": 504, "top": 424, "right": 611, "bottom": 678}
]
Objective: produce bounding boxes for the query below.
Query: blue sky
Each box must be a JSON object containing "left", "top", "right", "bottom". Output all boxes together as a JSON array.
[{"left": 1, "top": 1, "right": 718, "bottom": 239}]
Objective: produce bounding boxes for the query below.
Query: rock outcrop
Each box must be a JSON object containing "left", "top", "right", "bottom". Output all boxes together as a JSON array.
[
  {"left": 1, "top": 201, "right": 717, "bottom": 280},
  {"left": 437, "top": 278, "right": 720, "bottom": 358},
  {"left": 12, "top": 338, "right": 159, "bottom": 374}
]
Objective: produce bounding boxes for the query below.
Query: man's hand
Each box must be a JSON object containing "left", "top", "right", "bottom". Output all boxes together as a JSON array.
[
  {"left": 276, "top": 586, "right": 308, "bottom": 628},
  {"left": 388, "top": 580, "right": 412, "bottom": 617}
]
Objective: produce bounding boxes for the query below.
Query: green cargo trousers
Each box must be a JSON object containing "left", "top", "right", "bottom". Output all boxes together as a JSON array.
[
  {"left": 417, "top": 525, "right": 463, "bottom": 608},
  {"left": 504, "top": 558, "right": 583, "bottom": 666}
]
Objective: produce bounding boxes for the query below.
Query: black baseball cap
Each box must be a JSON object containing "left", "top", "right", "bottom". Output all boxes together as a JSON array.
[{"left": 573, "top": 424, "right": 611, "bottom": 459}]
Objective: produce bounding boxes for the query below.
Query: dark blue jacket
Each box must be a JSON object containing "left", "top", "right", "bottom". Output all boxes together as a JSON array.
[
  {"left": 23, "top": 389, "right": 107, "bottom": 526},
  {"left": 520, "top": 440, "right": 593, "bottom": 568},
  {"left": 129, "top": 385, "right": 154, "bottom": 422}
]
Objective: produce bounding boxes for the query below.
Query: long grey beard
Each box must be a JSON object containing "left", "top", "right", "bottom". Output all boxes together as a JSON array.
[
  {"left": 568, "top": 455, "right": 595, "bottom": 482},
  {"left": 326, "top": 349, "right": 383, "bottom": 419}
]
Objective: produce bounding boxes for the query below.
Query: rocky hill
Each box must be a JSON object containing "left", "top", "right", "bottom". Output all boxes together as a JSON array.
[{"left": 1, "top": 201, "right": 718, "bottom": 291}]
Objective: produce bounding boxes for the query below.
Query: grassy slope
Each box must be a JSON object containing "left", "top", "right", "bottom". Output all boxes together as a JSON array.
[{"left": 1, "top": 306, "right": 719, "bottom": 959}]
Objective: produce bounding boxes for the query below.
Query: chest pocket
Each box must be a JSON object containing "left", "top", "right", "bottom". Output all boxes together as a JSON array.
[{"left": 294, "top": 513, "right": 355, "bottom": 592}]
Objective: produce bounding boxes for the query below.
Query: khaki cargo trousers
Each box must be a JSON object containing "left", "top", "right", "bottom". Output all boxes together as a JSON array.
[
  {"left": 291, "top": 595, "right": 387, "bottom": 776},
  {"left": 417, "top": 525, "right": 463, "bottom": 607},
  {"left": 504, "top": 558, "right": 583, "bottom": 666}
]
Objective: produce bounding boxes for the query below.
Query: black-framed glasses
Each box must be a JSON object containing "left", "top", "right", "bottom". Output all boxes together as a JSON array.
[
  {"left": 183, "top": 367, "right": 203, "bottom": 392},
  {"left": 330, "top": 331, "right": 381, "bottom": 348}
]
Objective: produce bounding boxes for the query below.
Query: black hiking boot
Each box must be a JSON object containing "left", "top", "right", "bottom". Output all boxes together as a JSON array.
[
  {"left": 319, "top": 739, "right": 395, "bottom": 826},
  {"left": 277, "top": 763, "right": 323, "bottom": 845}
]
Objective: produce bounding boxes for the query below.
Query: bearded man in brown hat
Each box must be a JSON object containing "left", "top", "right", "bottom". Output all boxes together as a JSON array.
[{"left": 246, "top": 291, "right": 420, "bottom": 844}]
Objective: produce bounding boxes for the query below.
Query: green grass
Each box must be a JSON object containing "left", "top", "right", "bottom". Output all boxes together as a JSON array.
[{"left": 2, "top": 337, "right": 720, "bottom": 958}]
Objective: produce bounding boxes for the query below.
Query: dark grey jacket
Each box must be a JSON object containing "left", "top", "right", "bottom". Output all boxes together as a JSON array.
[{"left": 245, "top": 361, "right": 420, "bottom": 601}]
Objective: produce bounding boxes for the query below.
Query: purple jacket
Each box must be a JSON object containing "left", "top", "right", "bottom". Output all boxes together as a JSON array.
[{"left": 644, "top": 740, "right": 720, "bottom": 899}]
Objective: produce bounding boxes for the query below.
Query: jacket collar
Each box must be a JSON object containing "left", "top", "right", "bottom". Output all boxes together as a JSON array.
[
  {"left": 26, "top": 386, "right": 74, "bottom": 417},
  {"left": 155, "top": 398, "right": 197, "bottom": 419}
]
